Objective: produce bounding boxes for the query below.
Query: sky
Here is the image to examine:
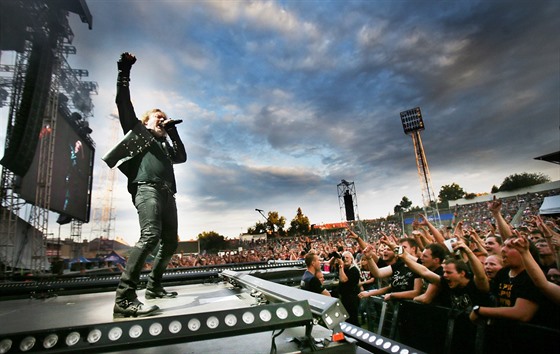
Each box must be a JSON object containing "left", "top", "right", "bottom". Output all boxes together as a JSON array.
[{"left": 1, "top": 0, "right": 559, "bottom": 246}]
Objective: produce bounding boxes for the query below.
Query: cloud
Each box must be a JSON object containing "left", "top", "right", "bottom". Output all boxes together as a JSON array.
[{"left": 4, "top": 0, "right": 556, "bottom": 245}]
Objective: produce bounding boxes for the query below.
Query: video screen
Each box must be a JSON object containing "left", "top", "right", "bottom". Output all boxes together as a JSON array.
[{"left": 18, "top": 109, "right": 94, "bottom": 222}]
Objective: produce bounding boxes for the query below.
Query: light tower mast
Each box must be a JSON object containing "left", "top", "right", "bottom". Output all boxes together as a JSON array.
[
  {"left": 399, "top": 107, "right": 441, "bottom": 226},
  {"left": 89, "top": 116, "right": 119, "bottom": 255}
]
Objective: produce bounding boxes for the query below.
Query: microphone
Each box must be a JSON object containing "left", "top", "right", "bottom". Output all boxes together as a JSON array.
[
  {"left": 255, "top": 208, "right": 264, "bottom": 212},
  {"left": 159, "top": 119, "right": 183, "bottom": 128}
]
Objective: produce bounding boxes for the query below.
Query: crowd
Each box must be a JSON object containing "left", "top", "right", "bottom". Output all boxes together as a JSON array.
[{"left": 299, "top": 193, "right": 560, "bottom": 354}]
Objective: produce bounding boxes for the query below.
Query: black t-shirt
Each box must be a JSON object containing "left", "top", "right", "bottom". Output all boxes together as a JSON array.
[
  {"left": 338, "top": 265, "right": 361, "bottom": 298},
  {"left": 390, "top": 259, "right": 419, "bottom": 292},
  {"left": 492, "top": 268, "right": 542, "bottom": 308},
  {"left": 492, "top": 267, "right": 558, "bottom": 327},
  {"left": 301, "top": 270, "right": 324, "bottom": 294},
  {"left": 438, "top": 276, "right": 493, "bottom": 311}
]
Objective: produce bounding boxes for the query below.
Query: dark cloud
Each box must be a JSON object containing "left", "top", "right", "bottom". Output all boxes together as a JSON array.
[{"left": 30, "top": 0, "right": 558, "bottom": 243}]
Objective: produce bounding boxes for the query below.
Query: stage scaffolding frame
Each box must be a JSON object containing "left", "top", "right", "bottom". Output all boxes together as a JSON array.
[{"left": 0, "top": 0, "right": 94, "bottom": 275}]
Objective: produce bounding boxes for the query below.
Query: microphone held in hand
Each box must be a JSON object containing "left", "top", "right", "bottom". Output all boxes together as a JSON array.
[{"left": 159, "top": 119, "right": 183, "bottom": 128}]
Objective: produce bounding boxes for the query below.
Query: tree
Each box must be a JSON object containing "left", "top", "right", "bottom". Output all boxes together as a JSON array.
[
  {"left": 438, "top": 183, "right": 466, "bottom": 207},
  {"left": 266, "top": 211, "right": 286, "bottom": 236},
  {"left": 247, "top": 221, "right": 267, "bottom": 235},
  {"left": 288, "top": 207, "right": 311, "bottom": 236},
  {"left": 198, "top": 231, "right": 226, "bottom": 253},
  {"left": 399, "top": 196, "right": 413, "bottom": 211},
  {"left": 497, "top": 172, "right": 550, "bottom": 192}
]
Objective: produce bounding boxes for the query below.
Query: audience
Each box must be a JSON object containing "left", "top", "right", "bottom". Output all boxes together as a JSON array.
[{"left": 111, "top": 188, "right": 559, "bottom": 339}]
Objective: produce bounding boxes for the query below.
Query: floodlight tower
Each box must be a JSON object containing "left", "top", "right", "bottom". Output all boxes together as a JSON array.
[
  {"left": 399, "top": 107, "right": 441, "bottom": 225},
  {"left": 89, "top": 116, "right": 119, "bottom": 255},
  {"left": 337, "top": 180, "right": 366, "bottom": 237}
]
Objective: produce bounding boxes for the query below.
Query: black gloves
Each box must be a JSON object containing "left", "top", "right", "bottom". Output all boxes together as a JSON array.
[
  {"left": 117, "top": 52, "right": 136, "bottom": 86},
  {"left": 117, "top": 52, "right": 136, "bottom": 76}
]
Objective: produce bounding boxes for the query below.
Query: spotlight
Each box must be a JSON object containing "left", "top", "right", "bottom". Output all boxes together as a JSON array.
[
  {"left": 87, "top": 329, "right": 102, "bottom": 344},
  {"left": 128, "top": 325, "right": 143, "bottom": 339},
  {"left": 42, "top": 334, "right": 58, "bottom": 349},
  {"left": 168, "top": 321, "right": 182, "bottom": 334},
  {"left": 19, "top": 336, "right": 35, "bottom": 352},
  {"left": 65, "top": 331, "right": 80, "bottom": 347},
  {"left": 108, "top": 327, "right": 123, "bottom": 341},
  {"left": 0, "top": 339, "right": 12, "bottom": 354}
]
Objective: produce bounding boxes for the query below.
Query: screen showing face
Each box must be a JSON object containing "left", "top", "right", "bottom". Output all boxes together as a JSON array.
[{"left": 18, "top": 110, "right": 94, "bottom": 222}]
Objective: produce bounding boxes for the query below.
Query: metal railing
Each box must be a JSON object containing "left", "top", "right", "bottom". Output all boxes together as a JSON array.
[{"left": 359, "top": 296, "right": 559, "bottom": 354}]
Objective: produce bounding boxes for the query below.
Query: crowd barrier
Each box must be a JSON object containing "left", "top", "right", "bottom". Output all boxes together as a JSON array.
[{"left": 359, "top": 296, "right": 559, "bottom": 354}]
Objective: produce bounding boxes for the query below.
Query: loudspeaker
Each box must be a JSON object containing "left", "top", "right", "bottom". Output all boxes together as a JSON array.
[{"left": 343, "top": 192, "right": 355, "bottom": 221}]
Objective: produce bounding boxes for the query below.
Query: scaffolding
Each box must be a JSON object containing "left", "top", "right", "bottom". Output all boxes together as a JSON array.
[
  {"left": 337, "top": 180, "right": 367, "bottom": 238},
  {"left": 89, "top": 117, "right": 119, "bottom": 255},
  {"left": 0, "top": 0, "right": 94, "bottom": 274}
]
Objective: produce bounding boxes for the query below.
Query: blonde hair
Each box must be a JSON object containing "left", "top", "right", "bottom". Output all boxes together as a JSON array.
[{"left": 140, "top": 108, "right": 167, "bottom": 124}]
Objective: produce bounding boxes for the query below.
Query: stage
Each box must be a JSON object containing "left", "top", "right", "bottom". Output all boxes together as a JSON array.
[{"left": 0, "top": 274, "right": 357, "bottom": 354}]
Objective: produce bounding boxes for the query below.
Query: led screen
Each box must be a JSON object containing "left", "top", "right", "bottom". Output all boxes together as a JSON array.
[{"left": 18, "top": 110, "right": 94, "bottom": 222}]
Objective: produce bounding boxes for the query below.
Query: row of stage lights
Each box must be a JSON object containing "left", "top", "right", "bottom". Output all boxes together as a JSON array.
[
  {"left": 339, "top": 322, "right": 426, "bottom": 354},
  {"left": 0, "top": 260, "right": 306, "bottom": 298},
  {"left": 0, "top": 301, "right": 313, "bottom": 353}
]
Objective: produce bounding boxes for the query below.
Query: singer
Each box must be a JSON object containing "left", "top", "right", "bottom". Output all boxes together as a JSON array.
[{"left": 102, "top": 52, "right": 187, "bottom": 318}]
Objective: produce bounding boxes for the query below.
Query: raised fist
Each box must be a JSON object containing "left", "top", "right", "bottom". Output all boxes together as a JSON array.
[{"left": 117, "top": 52, "right": 137, "bottom": 73}]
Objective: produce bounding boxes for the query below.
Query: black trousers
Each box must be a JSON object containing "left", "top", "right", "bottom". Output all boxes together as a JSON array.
[{"left": 115, "top": 184, "right": 178, "bottom": 302}]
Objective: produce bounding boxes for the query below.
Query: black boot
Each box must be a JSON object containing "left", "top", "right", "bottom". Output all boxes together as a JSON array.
[
  {"left": 113, "top": 299, "right": 159, "bottom": 318},
  {"left": 145, "top": 288, "right": 178, "bottom": 300}
]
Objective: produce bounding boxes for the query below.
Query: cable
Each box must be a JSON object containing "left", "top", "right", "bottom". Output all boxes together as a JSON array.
[{"left": 269, "top": 328, "right": 285, "bottom": 354}]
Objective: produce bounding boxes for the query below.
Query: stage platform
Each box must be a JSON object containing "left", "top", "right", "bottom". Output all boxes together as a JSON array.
[{"left": 0, "top": 279, "right": 357, "bottom": 354}]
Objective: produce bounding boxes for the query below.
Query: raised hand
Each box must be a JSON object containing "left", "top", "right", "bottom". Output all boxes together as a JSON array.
[
  {"left": 487, "top": 196, "right": 502, "bottom": 214},
  {"left": 118, "top": 52, "right": 137, "bottom": 75}
]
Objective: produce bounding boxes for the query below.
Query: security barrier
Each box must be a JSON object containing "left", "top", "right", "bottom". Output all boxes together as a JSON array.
[{"left": 361, "top": 296, "right": 559, "bottom": 354}]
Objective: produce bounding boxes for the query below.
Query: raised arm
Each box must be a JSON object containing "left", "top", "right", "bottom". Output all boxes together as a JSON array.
[
  {"left": 512, "top": 235, "right": 560, "bottom": 305},
  {"left": 397, "top": 250, "right": 441, "bottom": 285},
  {"left": 487, "top": 196, "right": 513, "bottom": 239},
  {"left": 418, "top": 213, "right": 445, "bottom": 245},
  {"left": 115, "top": 52, "right": 139, "bottom": 133},
  {"left": 347, "top": 228, "right": 379, "bottom": 263},
  {"left": 362, "top": 245, "right": 393, "bottom": 279},
  {"left": 453, "top": 240, "right": 489, "bottom": 293}
]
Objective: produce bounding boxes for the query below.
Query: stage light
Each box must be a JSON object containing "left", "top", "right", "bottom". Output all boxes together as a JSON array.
[
  {"left": 221, "top": 270, "right": 348, "bottom": 330},
  {"left": 19, "top": 336, "right": 35, "bottom": 352},
  {"left": 259, "top": 309, "right": 272, "bottom": 322},
  {"left": 224, "top": 314, "right": 237, "bottom": 327},
  {"left": 129, "top": 325, "right": 143, "bottom": 339},
  {"left": 87, "top": 329, "right": 102, "bottom": 344},
  {"left": 0, "top": 339, "right": 12, "bottom": 354},
  {"left": 168, "top": 321, "right": 182, "bottom": 334},
  {"left": 42, "top": 334, "right": 58, "bottom": 349},
  {"left": 340, "top": 322, "right": 425, "bottom": 354},
  {"left": 65, "top": 331, "right": 80, "bottom": 346},
  {"left": 242, "top": 311, "right": 255, "bottom": 324},
  {"left": 206, "top": 316, "right": 219, "bottom": 329},
  {"left": 188, "top": 318, "right": 201, "bottom": 331},
  {"left": 276, "top": 307, "right": 288, "bottom": 320},
  {"left": 108, "top": 326, "right": 123, "bottom": 341},
  {"left": 0, "top": 301, "right": 312, "bottom": 353}
]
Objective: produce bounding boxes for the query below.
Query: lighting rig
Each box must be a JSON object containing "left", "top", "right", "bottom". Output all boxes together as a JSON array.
[
  {"left": 339, "top": 322, "right": 426, "bottom": 354},
  {"left": 221, "top": 269, "right": 349, "bottom": 330},
  {"left": 0, "top": 300, "right": 313, "bottom": 353},
  {"left": 0, "top": 260, "right": 305, "bottom": 299}
]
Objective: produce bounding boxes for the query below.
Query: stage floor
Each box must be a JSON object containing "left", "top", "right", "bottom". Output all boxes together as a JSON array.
[{"left": 0, "top": 281, "right": 359, "bottom": 354}]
